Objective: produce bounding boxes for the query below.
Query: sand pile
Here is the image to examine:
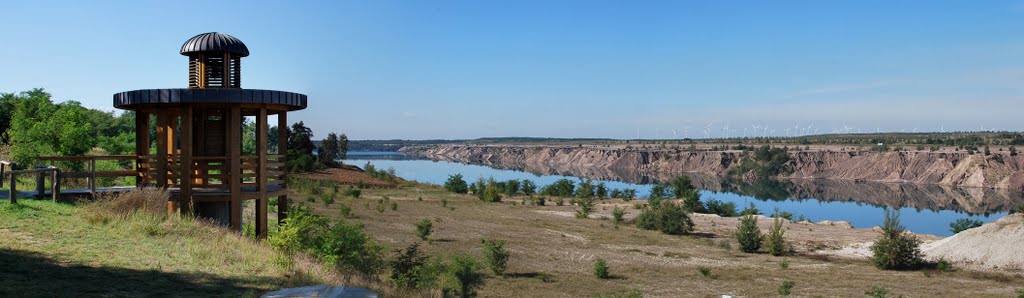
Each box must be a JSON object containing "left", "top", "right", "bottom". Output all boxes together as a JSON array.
[{"left": 923, "top": 214, "right": 1024, "bottom": 272}]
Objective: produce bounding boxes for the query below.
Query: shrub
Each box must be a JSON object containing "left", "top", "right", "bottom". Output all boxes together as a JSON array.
[
  {"left": 345, "top": 186, "right": 361, "bottom": 198},
  {"left": 478, "top": 178, "right": 502, "bottom": 203},
  {"left": 270, "top": 208, "right": 385, "bottom": 274},
  {"left": 339, "top": 203, "right": 352, "bottom": 218},
  {"left": 594, "top": 258, "right": 610, "bottom": 279},
  {"left": 575, "top": 197, "right": 595, "bottom": 219},
  {"left": 530, "top": 196, "right": 546, "bottom": 206},
  {"left": 442, "top": 255, "right": 484, "bottom": 297},
  {"left": 541, "top": 178, "right": 575, "bottom": 197},
  {"left": 554, "top": 197, "right": 565, "bottom": 206},
  {"left": 521, "top": 180, "right": 537, "bottom": 195},
  {"left": 390, "top": 201, "right": 398, "bottom": 211},
  {"left": 635, "top": 203, "right": 693, "bottom": 235},
  {"left": 704, "top": 199, "right": 738, "bottom": 217},
  {"left": 740, "top": 202, "right": 760, "bottom": 216},
  {"left": 575, "top": 179, "right": 596, "bottom": 198},
  {"left": 416, "top": 218, "right": 433, "bottom": 241},
  {"left": 949, "top": 218, "right": 983, "bottom": 234},
  {"left": 770, "top": 208, "right": 794, "bottom": 220},
  {"left": 444, "top": 174, "right": 469, "bottom": 194},
  {"left": 390, "top": 243, "right": 428, "bottom": 289},
  {"left": 481, "top": 239, "right": 510, "bottom": 276},
  {"left": 736, "top": 214, "right": 763, "bottom": 253},
  {"left": 1013, "top": 204, "right": 1024, "bottom": 214},
  {"left": 936, "top": 257, "right": 952, "bottom": 272},
  {"left": 778, "top": 280, "right": 794, "bottom": 296},
  {"left": 870, "top": 208, "right": 923, "bottom": 270},
  {"left": 611, "top": 206, "right": 625, "bottom": 225},
  {"left": 865, "top": 286, "right": 889, "bottom": 298},
  {"left": 767, "top": 216, "right": 787, "bottom": 256},
  {"left": 779, "top": 258, "right": 789, "bottom": 269},
  {"left": 697, "top": 266, "right": 712, "bottom": 278},
  {"left": 441, "top": 198, "right": 448, "bottom": 208}
]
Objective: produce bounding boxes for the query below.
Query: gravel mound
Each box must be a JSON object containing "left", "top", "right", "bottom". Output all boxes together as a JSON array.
[{"left": 923, "top": 214, "right": 1024, "bottom": 272}]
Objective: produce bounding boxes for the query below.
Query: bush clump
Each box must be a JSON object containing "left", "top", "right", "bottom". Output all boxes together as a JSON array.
[
  {"left": 269, "top": 207, "right": 384, "bottom": 274},
  {"left": 575, "top": 197, "right": 595, "bottom": 219},
  {"left": 416, "top": 218, "right": 433, "bottom": 241},
  {"left": 778, "top": 280, "right": 794, "bottom": 296},
  {"left": 704, "top": 199, "right": 738, "bottom": 217},
  {"left": 870, "top": 208, "right": 923, "bottom": 270},
  {"left": 611, "top": 206, "right": 625, "bottom": 225},
  {"left": 345, "top": 186, "right": 362, "bottom": 198},
  {"left": 635, "top": 202, "right": 693, "bottom": 235},
  {"left": 949, "top": 218, "right": 983, "bottom": 234},
  {"left": 481, "top": 239, "right": 510, "bottom": 276},
  {"left": 594, "top": 258, "right": 610, "bottom": 279},
  {"left": 735, "top": 214, "right": 763, "bottom": 253},
  {"left": 767, "top": 215, "right": 787, "bottom": 256},
  {"left": 444, "top": 174, "right": 469, "bottom": 194}
]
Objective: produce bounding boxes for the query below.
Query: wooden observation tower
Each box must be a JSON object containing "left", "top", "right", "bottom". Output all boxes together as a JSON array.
[{"left": 113, "top": 32, "right": 307, "bottom": 238}]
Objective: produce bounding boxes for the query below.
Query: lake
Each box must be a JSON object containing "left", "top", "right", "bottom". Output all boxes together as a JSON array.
[{"left": 346, "top": 151, "right": 1022, "bottom": 236}]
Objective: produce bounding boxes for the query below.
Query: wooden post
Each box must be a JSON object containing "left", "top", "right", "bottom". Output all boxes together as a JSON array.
[
  {"left": 165, "top": 112, "right": 179, "bottom": 213},
  {"left": 256, "top": 108, "right": 268, "bottom": 238},
  {"left": 155, "top": 112, "right": 168, "bottom": 188},
  {"left": 180, "top": 107, "right": 193, "bottom": 214},
  {"left": 51, "top": 168, "right": 59, "bottom": 202},
  {"left": 89, "top": 159, "right": 97, "bottom": 197},
  {"left": 9, "top": 172, "right": 16, "bottom": 204},
  {"left": 228, "top": 106, "right": 242, "bottom": 231},
  {"left": 135, "top": 111, "right": 151, "bottom": 187},
  {"left": 36, "top": 167, "right": 44, "bottom": 197},
  {"left": 277, "top": 112, "right": 288, "bottom": 225}
]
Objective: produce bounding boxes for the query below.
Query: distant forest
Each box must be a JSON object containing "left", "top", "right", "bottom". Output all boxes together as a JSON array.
[
  {"left": 349, "top": 133, "right": 1024, "bottom": 152},
  {"left": 347, "top": 137, "right": 617, "bottom": 152}
]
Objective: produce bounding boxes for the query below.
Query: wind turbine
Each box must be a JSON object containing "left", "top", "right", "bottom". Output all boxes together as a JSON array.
[
  {"left": 703, "top": 121, "right": 714, "bottom": 138},
  {"left": 672, "top": 129, "right": 677, "bottom": 139}
]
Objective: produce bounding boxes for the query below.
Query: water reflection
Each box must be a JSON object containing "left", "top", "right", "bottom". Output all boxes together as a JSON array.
[
  {"left": 410, "top": 152, "right": 1024, "bottom": 215},
  {"left": 346, "top": 152, "right": 1024, "bottom": 236}
]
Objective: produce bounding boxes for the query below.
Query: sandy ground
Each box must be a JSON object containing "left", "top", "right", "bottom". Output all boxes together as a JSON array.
[
  {"left": 923, "top": 214, "right": 1024, "bottom": 272},
  {"left": 286, "top": 166, "right": 1024, "bottom": 296},
  {"left": 292, "top": 176, "right": 1024, "bottom": 297}
]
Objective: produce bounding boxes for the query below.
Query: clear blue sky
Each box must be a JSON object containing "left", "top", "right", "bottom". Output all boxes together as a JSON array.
[{"left": 3, "top": 0, "right": 1023, "bottom": 139}]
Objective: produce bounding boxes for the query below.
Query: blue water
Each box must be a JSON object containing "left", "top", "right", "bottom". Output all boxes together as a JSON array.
[{"left": 347, "top": 153, "right": 1012, "bottom": 236}]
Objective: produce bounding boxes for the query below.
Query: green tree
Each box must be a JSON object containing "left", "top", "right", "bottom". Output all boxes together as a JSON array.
[
  {"left": 870, "top": 208, "right": 923, "bottom": 270},
  {"left": 338, "top": 133, "right": 349, "bottom": 160},
  {"left": 416, "top": 218, "right": 433, "bottom": 241},
  {"left": 736, "top": 214, "right": 763, "bottom": 253},
  {"left": 521, "top": 180, "right": 536, "bottom": 195},
  {"left": 444, "top": 174, "right": 469, "bottom": 194},
  {"left": 767, "top": 216, "right": 787, "bottom": 256},
  {"left": 9, "top": 91, "right": 95, "bottom": 166},
  {"left": 594, "top": 258, "right": 610, "bottom": 279},
  {"left": 481, "top": 239, "right": 510, "bottom": 276},
  {"left": 287, "top": 121, "right": 318, "bottom": 172},
  {"left": 319, "top": 132, "right": 340, "bottom": 165}
]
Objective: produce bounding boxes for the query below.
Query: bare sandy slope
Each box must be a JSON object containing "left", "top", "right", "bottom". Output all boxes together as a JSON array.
[
  {"left": 816, "top": 214, "right": 1024, "bottom": 274},
  {"left": 923, "top": 214, "right": 1024, "bottom": 272}
]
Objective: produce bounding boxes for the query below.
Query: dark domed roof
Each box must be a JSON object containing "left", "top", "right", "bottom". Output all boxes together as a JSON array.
[{"left": 180, "top": 32, "right": 249, "bottom": 57}]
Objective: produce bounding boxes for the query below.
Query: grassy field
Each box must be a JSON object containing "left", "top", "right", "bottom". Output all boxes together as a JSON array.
[
  {"left": 0, "top": 191, "right": 332, "bottom": 297},
  {"left": 294, "top": 179, "right": 1024, "bottom": 297}
]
